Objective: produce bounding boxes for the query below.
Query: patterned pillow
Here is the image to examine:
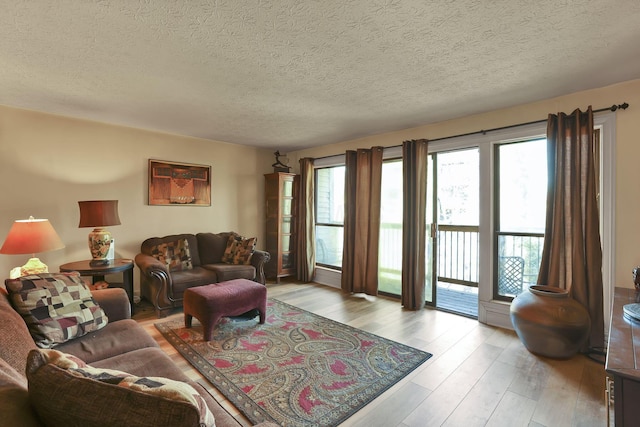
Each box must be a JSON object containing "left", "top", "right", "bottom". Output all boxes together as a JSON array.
[
  {"left": 221, "top": 234, "right": 256, "bottom": 265},
  {"left": 26, "top": 349, "right": 215, "bottom": 427},
  {"left": 5, "top": 272, "right": 108, "bottom": 348},
  {"left": 150, "top": 238, "right": 193, "bottom": 272}
]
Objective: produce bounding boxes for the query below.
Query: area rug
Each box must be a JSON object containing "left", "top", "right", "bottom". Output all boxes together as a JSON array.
[{"left": 155, "top": 298, "right": 432, "bottom": 427}]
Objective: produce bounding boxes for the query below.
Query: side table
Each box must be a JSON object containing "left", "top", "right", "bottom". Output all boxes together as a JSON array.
[{"left": 60, "top": 259, "right": 135, "bottom": 313}]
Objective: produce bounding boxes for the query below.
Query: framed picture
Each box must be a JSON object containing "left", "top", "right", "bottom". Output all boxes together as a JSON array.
[{"left": 148, "top": 159, "right": 211, "bottom": 206}]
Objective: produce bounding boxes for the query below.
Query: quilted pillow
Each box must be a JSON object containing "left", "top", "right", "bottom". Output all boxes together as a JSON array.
[
  {"left": 26, "top": 349, "right": 215, "bottom": 427},
  {"left": 5, "top": 272, "right": 108, "bottom": 348},
  {"left": 221, "top": 234, "right": 256, "bottom": 265},
  {"left": 150, "top": 238, "right": 193, "bottom": 272}
]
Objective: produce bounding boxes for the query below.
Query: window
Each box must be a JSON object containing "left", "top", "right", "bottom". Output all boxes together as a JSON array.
[
  {"left": 378, "top": 159, "right": 403, "bottom": 294},
  {"left": 315, "top": 166, "right": 345, "bottom": 269},
  {"left": 494, "top": 138, "right": 547, "bottom": 299}
]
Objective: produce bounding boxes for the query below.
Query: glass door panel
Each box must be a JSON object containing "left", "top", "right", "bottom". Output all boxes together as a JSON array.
[
  {"left": 425, "top": 154, "right": 435, "bottom": 304},
  {"left": 378, "top": 160, "right": 403, "bottom": 295},
  {"left": 432, "top": 148, "right": 479, "bottom": 317}
]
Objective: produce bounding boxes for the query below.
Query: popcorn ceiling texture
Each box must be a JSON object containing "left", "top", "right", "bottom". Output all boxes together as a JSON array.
[{"left": 1, "top": 0, "right": 639, "bottom": 150}]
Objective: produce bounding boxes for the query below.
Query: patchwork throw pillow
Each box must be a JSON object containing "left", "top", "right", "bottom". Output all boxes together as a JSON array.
[
  {"left": 5, "top": 272, "right": 108, "bottom": 348},
  {"left": 26, "top": 349, "right": 216, "bottom": 427},
  {"left": 221, "top": 234, "right": 256, "bottom": 265},
  {"left": 150, "top": 238, "right": 193, "bottom": 272}
]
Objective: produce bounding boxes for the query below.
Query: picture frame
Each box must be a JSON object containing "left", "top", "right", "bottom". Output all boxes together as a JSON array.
[{"left": 148, "top": 159, "right": 211, "bottom": 206}]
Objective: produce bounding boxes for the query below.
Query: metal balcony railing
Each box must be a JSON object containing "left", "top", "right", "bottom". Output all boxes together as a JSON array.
[{"left": 379, "top": 224, "right": 544, "bottom": 298}]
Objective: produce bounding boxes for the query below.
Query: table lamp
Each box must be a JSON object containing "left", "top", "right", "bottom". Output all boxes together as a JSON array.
[
  {"left": 0, "top": 216, "right": 65, "bottom": 278},
  {"left": 78, "top": 200, "right": 121, "bottom": 267}
]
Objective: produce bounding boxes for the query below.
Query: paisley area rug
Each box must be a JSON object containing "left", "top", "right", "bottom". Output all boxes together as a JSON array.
[{"left": 155, "top": 298, "right": 432, "bottom": 426}]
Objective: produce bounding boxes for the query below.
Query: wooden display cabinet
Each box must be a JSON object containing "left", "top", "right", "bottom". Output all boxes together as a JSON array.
[{"left": 264, "top": 172, "right": 298, "bottom": 283}]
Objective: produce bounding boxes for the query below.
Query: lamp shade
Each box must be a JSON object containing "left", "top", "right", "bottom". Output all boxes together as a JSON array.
[
  {"left": 0, "top": 217, "right": 65, "bottom": 255},
  {"left": 78, "top": 200, "right": 121, "bottom": 228}
]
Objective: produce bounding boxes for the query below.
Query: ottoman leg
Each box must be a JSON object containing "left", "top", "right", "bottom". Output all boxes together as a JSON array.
[
  {"left": 185, "top": 313, "right": 193, "bottom": 328},
  {"left": 202, "top": 315, "right": 222, "bottom": 341},
  {"left": 258, "top": 291, "right": 267, "bottom": 324}
]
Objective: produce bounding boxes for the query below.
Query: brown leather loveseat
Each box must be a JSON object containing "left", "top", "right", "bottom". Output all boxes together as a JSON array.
[{"left": 135, "top": 232, "right": 270, "bottom": 318}]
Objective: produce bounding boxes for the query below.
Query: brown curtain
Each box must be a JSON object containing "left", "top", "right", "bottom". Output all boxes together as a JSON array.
[
  {"left": 296, "top": 158, "right": 316, "bottom": 282},
  {"left": 538, "top": 106, "right": 604, "bottom": 350},
  {"left": 341, "top": 147, "right": 383, "bottom": 295},
  {"left": 401, "top": 139, "right": 429, "bottom": 310}
]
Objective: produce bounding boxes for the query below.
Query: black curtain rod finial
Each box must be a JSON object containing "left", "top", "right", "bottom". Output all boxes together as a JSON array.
[{"left": 610, "top": 102, "right": 629, "bottom": 111}]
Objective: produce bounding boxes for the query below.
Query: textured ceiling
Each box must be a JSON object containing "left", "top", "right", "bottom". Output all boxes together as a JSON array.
[{"left": 1, "top": 1, "right": 640, "bottom": 151}]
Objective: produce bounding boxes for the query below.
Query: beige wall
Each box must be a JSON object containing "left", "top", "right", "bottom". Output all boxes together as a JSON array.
[
  {"left": 0, "top": 106, "right": 273, "bottom": 296},
  {"left": 290, "top": 79, "right": 640, "bottom": 288}
]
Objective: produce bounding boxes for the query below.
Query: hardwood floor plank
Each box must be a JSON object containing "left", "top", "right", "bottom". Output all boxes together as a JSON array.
[
  {"left": 346, "top": 381, "right": 432, "bottom": 427},
  {"left": 403, "top": 342, "right": 502, "bottom": 427},
  {"left": 442, "top": 360, "right": 519, "bottom": 426},
  {"left": 485, "top": 390, "right": 536, "bottom": 427},
  {"left": 531, "top": 357, "right": 586, "bottom": 427}
]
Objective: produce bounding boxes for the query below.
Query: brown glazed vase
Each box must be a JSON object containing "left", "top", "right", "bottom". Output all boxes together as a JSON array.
[{"left": 509, "top": 285, "right": 591, "bottom": 359}]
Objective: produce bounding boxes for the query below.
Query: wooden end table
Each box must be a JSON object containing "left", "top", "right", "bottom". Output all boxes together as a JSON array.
[{"left": 60, "top": 258, "right": 135, "bottom": 313}]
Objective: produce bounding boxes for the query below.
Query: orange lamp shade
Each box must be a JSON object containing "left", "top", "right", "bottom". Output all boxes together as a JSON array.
[{"left": 0, "top": 217, "right": 65, "bottom": 255}]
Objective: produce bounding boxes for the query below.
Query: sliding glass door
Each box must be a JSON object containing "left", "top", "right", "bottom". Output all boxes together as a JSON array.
[{"left": 429, "top": 148, "right": 479, "bottom": 316}]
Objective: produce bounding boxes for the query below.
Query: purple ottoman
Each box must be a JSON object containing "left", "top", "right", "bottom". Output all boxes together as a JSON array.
[{"left": 183, "top": 279, "right": 267, "bottom": 341}]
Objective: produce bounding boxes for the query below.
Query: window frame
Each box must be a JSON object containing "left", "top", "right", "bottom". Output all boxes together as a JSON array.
[
  {"left": 314, "top": 164, "right": 346, "bottom": 271},
  {"left": 492, "top": 137, "right": 547, "bottom": 301}
]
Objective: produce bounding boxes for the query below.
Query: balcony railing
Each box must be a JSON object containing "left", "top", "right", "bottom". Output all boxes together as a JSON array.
[
  {"left": 497, "top": 232, "right": 544, "bottom": 296},
  {"left": 378, "top": 224, "right": 544, "bottom": 299},
  {"left": 437, "top": 225, "right": 479, "bottom": 287}
]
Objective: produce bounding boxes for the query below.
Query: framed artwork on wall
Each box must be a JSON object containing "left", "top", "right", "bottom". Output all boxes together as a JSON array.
[{"left": 148, "top": 159, "right": 211, "bottom": 206}]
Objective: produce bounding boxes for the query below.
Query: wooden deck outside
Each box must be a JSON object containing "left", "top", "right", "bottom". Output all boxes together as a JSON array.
[{"left": 436, "top": 282, "right": 478, "bottom": 318}]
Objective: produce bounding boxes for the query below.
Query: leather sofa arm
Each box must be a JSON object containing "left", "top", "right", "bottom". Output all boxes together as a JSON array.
[
  {"left": 135, "top": 253, "right": 169, "bottom": 276},
  {"left": 135, "top": 253, "right": 175, "bottom": 316},
  {"left": 251, "top": 249, "right": 271, "bottom": 285},
  {"left": 92, "top": 288, "right": 131, "bottom": 321}
]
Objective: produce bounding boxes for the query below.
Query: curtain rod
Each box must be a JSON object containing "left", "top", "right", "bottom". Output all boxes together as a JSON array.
[{"left": 310, "top": 102, "right": 629, "bottom": 161}]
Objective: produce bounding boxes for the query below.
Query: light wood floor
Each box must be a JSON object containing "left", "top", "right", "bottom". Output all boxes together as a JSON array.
[{"left": 133, "top": 281, "right": 608, "bottom": 427}]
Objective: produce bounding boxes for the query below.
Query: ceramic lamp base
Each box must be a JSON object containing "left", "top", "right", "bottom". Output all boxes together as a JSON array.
[
  {"left": 18, "top": 257, "right": 49, "bottom": 277},
  {"left": 88, "top": 227, "right": 112, "bottom": 264}
]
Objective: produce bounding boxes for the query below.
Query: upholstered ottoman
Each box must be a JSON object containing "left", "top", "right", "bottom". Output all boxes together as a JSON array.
[{"left": 183, "top": 279, "right": 267, "bottom": 341}]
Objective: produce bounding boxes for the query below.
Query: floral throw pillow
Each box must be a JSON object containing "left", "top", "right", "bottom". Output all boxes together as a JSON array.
[
  {"left": 150, "top": 239, "right": 193, "bottom": 272},
  {"left": 221, "top": 234, "right": 256, "bottom": 265}
]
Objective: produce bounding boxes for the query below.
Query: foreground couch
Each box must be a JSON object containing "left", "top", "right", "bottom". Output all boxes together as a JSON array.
[
  {"left": 0, "top": 273, "right": 276, "bottom": 427},
  {"left": 136, "top": 232, "right": 270, "bottom": 317}
]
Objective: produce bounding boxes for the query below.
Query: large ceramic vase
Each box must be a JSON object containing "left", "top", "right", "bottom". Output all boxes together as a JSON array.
[{"left": 509, "top": 285, "right": 590, "bottom": 359}]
